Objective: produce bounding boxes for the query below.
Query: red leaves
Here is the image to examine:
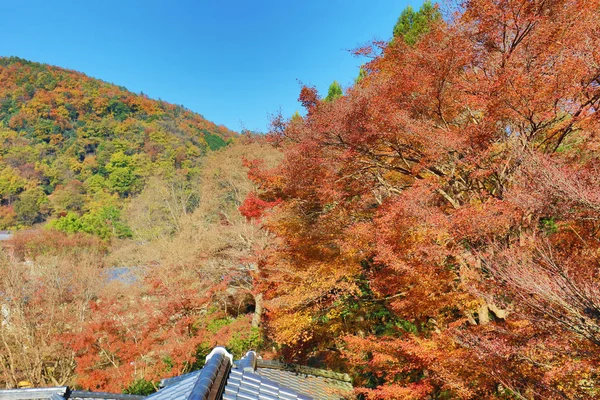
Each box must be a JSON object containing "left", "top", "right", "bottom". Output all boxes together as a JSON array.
[
  {"left": 298, "top": 85, "right": 319, "bottom": 113},
  {"left": 239, "top": 192, "right": 281, "bottom": 220}
]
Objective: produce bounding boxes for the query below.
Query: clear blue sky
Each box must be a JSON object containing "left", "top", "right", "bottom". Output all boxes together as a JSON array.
[{"left": 1, "top": 0, "right": 422, "bottom": 133}]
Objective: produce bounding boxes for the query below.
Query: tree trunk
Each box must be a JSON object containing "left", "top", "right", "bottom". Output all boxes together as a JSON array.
[{"left": 251, "top": 293, "right": 263, "bottom": 328}]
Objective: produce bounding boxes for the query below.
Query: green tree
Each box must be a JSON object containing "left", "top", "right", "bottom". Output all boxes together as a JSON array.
[
  {"left": 105, "top": 152, "right": 141, "bottom": 197},
  {"left": 290, "top": 111, "right": 303, "bottom": 123},
  {"left": 324, "top": 81, "right": 343, "bottom": 102},
  {"left": 355, "top": 67, "right": 367, "bottom": 85},
  {"left": 107, "top": 99, "right": 132, "bottom": 121},
  {"left": 51, "top": 206, "right": 132, "bottom": 240},
  {"left": 393, "top": 0, "right": 441, "bottom": 45},
  {"left": 14, "top": 187, "right": 48, "bottom": 225},
  {"left": 0, "top": 165, "right": 27, "bottom": 203},
  {"left": 49, "top": 180, "right": 86, "bottom": 214}
]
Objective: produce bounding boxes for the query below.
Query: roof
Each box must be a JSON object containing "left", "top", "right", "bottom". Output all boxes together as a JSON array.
[
  {"left": 156, "top": 347, "right": 353, "bottom": 400},
  {"left": 0, "top": 387, "right": 144, "bottom": 400},
  {"left": 2, "top": 347, "right": 353, "bottom": 400},
  {"left": 0, "top": 230, "right": 13, "bottom": 241},
  {"left": 254, "top": 360, "right": 352, "bottom": 400}
]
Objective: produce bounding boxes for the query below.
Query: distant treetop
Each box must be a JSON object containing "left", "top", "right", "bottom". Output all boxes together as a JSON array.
[{"left": 393, "top": 0, "right": 441, "bottom": 45}]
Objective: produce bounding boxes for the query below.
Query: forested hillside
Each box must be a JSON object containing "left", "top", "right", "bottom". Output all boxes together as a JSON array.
[
  {"left": 0, "top": 57, "right": 234, "bottom": 236},
  {"left": 246, "top": 0, "right": 600, "bottom": 398}
]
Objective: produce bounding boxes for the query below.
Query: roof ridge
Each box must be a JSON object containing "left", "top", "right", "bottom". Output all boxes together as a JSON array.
[{"left": 147, "top": 346, "right": 232, "bottom": 400}]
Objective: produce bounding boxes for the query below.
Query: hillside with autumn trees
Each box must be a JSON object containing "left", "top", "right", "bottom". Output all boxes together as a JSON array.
[
  {"left": 0, "top": 56, "right": 235, "bottom": 235},
  {"left": 2, "top": 0, "right": 600, "bottom": 399}
]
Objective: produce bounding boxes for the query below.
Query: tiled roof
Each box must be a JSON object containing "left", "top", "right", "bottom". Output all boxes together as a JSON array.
[
  {"left": 220, "top": 351, "right": 352, "bottom": 400},
  {"left": 154, "top": 348, "right": 353, "bottom": 400},
  {"left": 0, "top": 386, "right": 69, "bottom": 400},
  {"left": 223, "top": 367, "right": 312, "bottom": 400},
  {"left": 255, "top": 367, "right": 352, "bottom": 400},
  {"left": 2, "top": 347, "right": 353, "bottom": 400},
  {"left": 0, "top": 387, "right": 144, "bottom": 400}
]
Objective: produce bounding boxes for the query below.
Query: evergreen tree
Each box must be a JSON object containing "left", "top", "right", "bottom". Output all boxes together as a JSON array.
[
  {"left": 324, "top": 81, "right": 343, "bottom": 102},
  {"left": 393, "top": 1, "right": 441, "bottom": 45}
]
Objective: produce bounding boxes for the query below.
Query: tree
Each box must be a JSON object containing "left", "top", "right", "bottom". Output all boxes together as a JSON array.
[
  {"left": 50, "top": 206, "right": 131, "bottom": 240},
  {"left": 0, "top": 230, "right": 104, "bottom": 388},
  {"left": 0, "top": 206, "right": 16, "bottom": 229},
  {"left": 354, "top": 67, "right": 367, "bottom": 85},
  {"left": 0, "top": 165, "right": 28, "bottom": 204},
  {"left": 14, "top": 187, "right": 47, "bottom": 225},
  {"left": 126, "top": 174, "right": 199, "bottom": 240},
  {"left": 49, "top": 180, "right": 86, "bottom": 214},
  {"left": 248, "top": 0, "right": 600, "bottom": 397},
  {"left": 324, "top": 81, "right": 343, "bottom": 102},
  {"left": 392, "top": 0, "right": 441, "bottom": 45}
]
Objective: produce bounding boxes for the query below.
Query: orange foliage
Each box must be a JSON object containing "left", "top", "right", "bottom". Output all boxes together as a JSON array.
[{"left": 248, "top": 0, "right": 600, "bottom": 398}]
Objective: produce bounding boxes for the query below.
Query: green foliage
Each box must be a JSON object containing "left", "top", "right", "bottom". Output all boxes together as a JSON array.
[
  {"left": 290, "top": 111, "right": 303, "bottom": 123},
  {"left": 227, "top": 328, "right": 262, "bottom": 359},
  {"left": 206, "top": 316, "right": 235, "bottom": 333},
  {"left": 49, "top": 212, "right": 81, "bottom": 234},
  {"left": 204, "top": 132, "right": 227, "bottom": 151},
  {"left": 50, "top": 206, "right": 132, "bottom": 240},
  {"left": 107, "top": 99, "right": 132, "bottom": 122},
  {"left": 355, "top": 67, "right": 367, "bottom": 85},
  {"left": 49, "top": 181, "right": 86, "bottom": 213},
  {"left": 14, "top": 187, "right": 48, "bottom": 225},
  {"left": 123, "top": 379, "right": 156, "bottom": 396},
  {"left": 395, "top": 319, "right": 418, "bottom": 334},
  {"left": 0, "top": 165, "right": 27, "bottom": 202},
  {"left": 393, "top": 0, "right": 441, "bottom": 45},
  {"left": 540, "top": 217, "right": 559, "bottom": 235},
  {"left": 189, "top": 343, "right": 213, "bottom": 370},
  {"left": 324, "top": 81, "right": 343, "bottom": 102}
]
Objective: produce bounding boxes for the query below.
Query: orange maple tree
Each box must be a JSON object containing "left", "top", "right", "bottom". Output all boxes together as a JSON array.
[{"left": 244, "top": 0, "right": 600, "bottom": 398}]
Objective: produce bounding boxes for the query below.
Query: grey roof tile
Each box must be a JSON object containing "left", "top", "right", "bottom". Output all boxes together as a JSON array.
[
  {"left": 234, "top": 352, "right": 257, "bottom": 372},
  {"left": 0, "top": 387, "right": 145, "bottom": 400},
  {"left": 255, "top": 367, "right": 353, "bottom": 400},
  {"left": 159, "top": 370, "right": 201, "bottom": 388},
  {"left": 0, "top": 387, "right": 68, "bottom": 400}
]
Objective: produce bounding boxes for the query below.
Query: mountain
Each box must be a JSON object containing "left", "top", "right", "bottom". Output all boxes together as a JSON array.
[{"left": 0, "top": 57, "right": 236, "bottom": 235}]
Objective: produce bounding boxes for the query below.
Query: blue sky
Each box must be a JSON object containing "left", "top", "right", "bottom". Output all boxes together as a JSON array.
[{"left": 1, "top": 0, "right": 422, "bottom": 133}]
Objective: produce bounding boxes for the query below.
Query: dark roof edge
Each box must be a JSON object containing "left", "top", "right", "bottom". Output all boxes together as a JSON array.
[{"left": 256, "top": 359, "right": 353, "bottom": 383}]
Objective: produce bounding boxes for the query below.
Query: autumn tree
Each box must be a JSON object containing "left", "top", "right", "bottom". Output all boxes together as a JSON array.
[
  {"left": 0, "top": 231, "right": 105, "bottom": 388},
  {"left": 66, "top": 138, "right": 281, "bottom": 393},
  {"left": 247, "top": 0, "right": 600, "bottom": 398}
]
